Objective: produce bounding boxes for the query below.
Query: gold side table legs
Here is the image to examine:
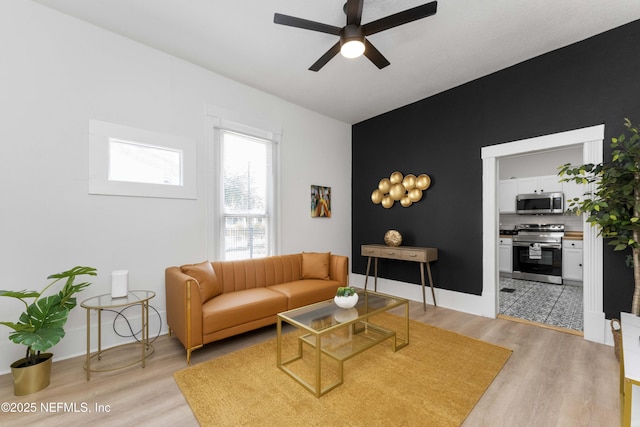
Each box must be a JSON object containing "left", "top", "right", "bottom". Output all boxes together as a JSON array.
[
  {"left": 82, "top": 291, "right": 155, "bottom": 380},
  {"left": 85, "top": 308, "right": 90, "bottom": 380}
]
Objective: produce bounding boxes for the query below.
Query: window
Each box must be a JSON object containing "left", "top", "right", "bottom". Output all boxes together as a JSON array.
[
  {"left": 220, "top": 131, "right": 273, "bottom": 260},
  {"left": 108, "top": 139, "right": 182, "bottom": 186},
  {"left": 207, "top": 108, "right": 280, "bottom": 261},
  {"left": 89, "top": 120, "right": 196, "bottom": 199}
]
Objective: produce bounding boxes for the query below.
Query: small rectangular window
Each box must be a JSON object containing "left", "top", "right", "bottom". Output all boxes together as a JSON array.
[
  {"left": 108, "top": 138, "right": 182, "bottom": 186},
  {"left": 89, "top": 119, "right": 196, "bottom": 199}
]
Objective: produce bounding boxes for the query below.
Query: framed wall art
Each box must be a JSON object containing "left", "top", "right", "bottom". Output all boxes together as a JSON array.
[{"left": 310, "top": 185, "right": 331, "bottom": 218}]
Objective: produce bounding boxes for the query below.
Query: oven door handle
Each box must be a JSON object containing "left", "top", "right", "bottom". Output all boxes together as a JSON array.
[{"left": 512, "top": 242, "right": 562, "bottom": 249}]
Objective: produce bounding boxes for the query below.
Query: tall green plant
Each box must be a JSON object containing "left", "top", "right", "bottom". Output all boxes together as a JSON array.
[
  {"left": 0, "top": 266, "right": 96, "bottom": 366},
  {"left": 559, "top": 118, "right": 640, "bottom": 314}
]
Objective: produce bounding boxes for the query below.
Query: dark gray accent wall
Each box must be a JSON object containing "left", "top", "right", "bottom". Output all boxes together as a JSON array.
[{"left": 352, "top": 19, "right": 640, "bottom": 318}]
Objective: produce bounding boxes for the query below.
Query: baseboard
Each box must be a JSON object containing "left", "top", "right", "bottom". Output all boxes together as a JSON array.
[
  {"left": 350, "top": 273, "right": 611, "bottom": 346},
  {"left": 351, "top": 273, "right": 487, "bottom": 316}
]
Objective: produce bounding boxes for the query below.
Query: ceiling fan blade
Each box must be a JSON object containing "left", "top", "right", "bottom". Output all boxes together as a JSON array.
[
  {"left": 363, "top": 39, "right": 390, "bottom": 69},
  {"left": 309, "top": 42, "right": 341, "bottom": 72},
  {"left": 345, "top": 0, "right": 364, "bottom": 26},
  {"left": 274, "top": 13, "right": 341, "bottom": 35},
  {"left": 363, "top": 1, "right": 438, "bottom": 36}
]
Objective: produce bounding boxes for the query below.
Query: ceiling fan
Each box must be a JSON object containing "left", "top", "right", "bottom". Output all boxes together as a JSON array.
[{"left": 274, "top": 0, "right": 438, "bottom": 71}]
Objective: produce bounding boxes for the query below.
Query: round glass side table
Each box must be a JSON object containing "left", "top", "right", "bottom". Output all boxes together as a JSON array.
[{"left": 80, "top": 290, "right": 155, "bottom": 380}]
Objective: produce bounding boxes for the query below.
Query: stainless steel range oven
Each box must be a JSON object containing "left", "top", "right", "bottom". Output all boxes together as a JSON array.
[{"left": 512, "top": 224, "right": 564, "bottom": 284}]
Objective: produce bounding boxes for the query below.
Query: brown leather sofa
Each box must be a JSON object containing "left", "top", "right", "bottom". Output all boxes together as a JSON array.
[{"left": 165, "top": 252, "right": 349, "bottom": 363}]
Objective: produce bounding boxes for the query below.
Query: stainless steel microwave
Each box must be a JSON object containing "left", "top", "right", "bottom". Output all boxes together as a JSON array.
[{"left": 516, "top": 192, "right": 564, "bottom": 215}]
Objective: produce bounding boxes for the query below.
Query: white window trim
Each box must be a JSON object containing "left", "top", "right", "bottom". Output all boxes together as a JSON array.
[
  {"left": 205, "top": 105, "right": 282, "bottom": 261},
  {"left": 89, "top": 119, "right": 197, "bottom": 199}
]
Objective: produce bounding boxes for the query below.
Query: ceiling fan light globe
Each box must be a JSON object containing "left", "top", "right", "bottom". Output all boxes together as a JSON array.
[{"left": 340, "top": 40, "right": 365, "bottom": 58}]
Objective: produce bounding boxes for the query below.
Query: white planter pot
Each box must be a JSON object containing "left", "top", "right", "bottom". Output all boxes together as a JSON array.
[{"left": 334, "top": 293, "right": 359, "bottom": 309}]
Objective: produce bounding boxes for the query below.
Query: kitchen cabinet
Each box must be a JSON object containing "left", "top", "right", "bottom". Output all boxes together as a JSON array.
[
  {"left": 498, "top": 237, "right": 513, "bottom": 273},
  {"left": 498, "top": 180, "right": 518, "bottom": 213},
  {"left": 562, "top": 239, "right": 583, "bottom": 282},
  {"left": 498, "top": 174, "right": 564, "bottom": 213},
  {"left": 517, "top": 175, "right": 563, "bottom": 194},
  {"left": 562, "top": 179, "right": 586, "bottom": 210}
]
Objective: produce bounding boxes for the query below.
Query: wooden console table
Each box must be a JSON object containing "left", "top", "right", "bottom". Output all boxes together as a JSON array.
[{"left": 361, "top": 244, "right": 438, "bottom": 311}]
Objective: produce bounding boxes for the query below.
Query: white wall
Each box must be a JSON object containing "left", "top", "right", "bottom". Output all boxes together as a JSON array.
[{"left": 0, "top": 1, "right": 351, "bottom": 374}]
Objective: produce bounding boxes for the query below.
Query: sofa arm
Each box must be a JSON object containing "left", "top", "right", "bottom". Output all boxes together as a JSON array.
[
  {"left": 165, "top": 266, "right": 204, "bottom": 363},
  {"left": 329, "top": 255, "right": 349, "bottom": 286}
]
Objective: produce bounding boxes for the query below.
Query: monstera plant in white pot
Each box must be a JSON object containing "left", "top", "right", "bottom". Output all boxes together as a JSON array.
[{"left": 0, "top": 266, "right": 96, "bottom": 395}]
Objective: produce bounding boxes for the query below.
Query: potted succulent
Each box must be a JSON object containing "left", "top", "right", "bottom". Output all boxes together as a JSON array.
[
  {"left": 559, "top": 118, "right": 640, "bottom": 314},
  {"left": 0, "top": 266, "right": 96, "bottom": 395},
  {"left": 334, "top": 286, "right": 359, "bottom": 308}
]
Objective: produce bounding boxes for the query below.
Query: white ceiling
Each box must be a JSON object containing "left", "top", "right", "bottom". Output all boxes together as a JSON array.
[{"left": 33, "top": 0, "right": 640, "bottom": 124}]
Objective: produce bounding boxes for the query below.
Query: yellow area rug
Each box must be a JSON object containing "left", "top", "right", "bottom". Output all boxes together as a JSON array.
[{"left": 173, "top": 313, "right": 512, "bottom": 427}]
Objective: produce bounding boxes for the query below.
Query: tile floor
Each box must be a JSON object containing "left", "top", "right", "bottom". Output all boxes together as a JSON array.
[{"left": 499, "top": 277, "right": 583, "bottom": 332}]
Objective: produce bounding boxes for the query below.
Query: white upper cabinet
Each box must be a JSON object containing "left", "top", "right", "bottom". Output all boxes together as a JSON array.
[
  {"left": 498, "top": 175, "right": 564, "bottom": 213},
  {"left": 498, "top": 180, "right": 518, "bottom": 213},
  {"left": 517, "top": 175, "right": 563, "bottom": 194},
  {"left": 562, "top": 178, "right": 586, "bottom": 210}
]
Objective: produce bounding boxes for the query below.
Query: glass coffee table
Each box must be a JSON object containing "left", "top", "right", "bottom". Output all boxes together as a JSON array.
[{"left": 276, "top": 289, "right": 408, "bottom": 397}]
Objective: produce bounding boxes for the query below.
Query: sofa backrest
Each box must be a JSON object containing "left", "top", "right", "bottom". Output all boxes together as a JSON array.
[
  {"left": 208, "top": 252, "right": 349, "bottom": 296},
  {"left": 211, "top": 254, "right": 304, "bottom": 294}
]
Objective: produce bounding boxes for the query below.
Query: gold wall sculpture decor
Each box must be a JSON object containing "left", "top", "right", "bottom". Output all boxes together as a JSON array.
[{"left": 370, "top": 171, "right": 431, "bottom": 208}]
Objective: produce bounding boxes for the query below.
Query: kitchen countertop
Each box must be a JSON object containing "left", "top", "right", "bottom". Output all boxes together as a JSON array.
[
  {"left": 564, "top": 231, "right": 583, "bottom": 240},
  {"left": 498, "top": 231, "right": 584, "bottom": 240}
]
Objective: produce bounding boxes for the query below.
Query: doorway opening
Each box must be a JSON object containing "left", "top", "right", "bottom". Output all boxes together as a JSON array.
[
  {"left": 497, "top": 147, "right": 584, "bottom": 334},
  {"left": 481, "top": 124, "right": 606, "bottom": 343}
]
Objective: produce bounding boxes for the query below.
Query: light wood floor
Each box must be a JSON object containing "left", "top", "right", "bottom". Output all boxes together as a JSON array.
[{"left": 0, "top": 302, "right": 620, "bottom": 426}]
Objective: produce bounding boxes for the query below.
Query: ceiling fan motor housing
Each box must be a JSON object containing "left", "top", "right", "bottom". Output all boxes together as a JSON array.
[
  {"left": 340, "top": 25, "right": 365, "bottom": 57},
  {"left": 341, "top": 25, "right": 364, "bottom": 44}
]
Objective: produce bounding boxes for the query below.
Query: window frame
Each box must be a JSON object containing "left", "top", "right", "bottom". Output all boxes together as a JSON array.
[
  {"left": 206, "top": 106, "right": 281, "bottom": 261},
  {"left": 89, "top": 119, "right": 197, "bottom": 199}
]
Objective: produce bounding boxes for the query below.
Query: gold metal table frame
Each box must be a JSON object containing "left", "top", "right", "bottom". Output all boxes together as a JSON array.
[
  {"left": 276, "top": 290, "right": 409, "bottom": 397},
  {"left": 80, "top": 290, "right": 155, "bottom": 380}
]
